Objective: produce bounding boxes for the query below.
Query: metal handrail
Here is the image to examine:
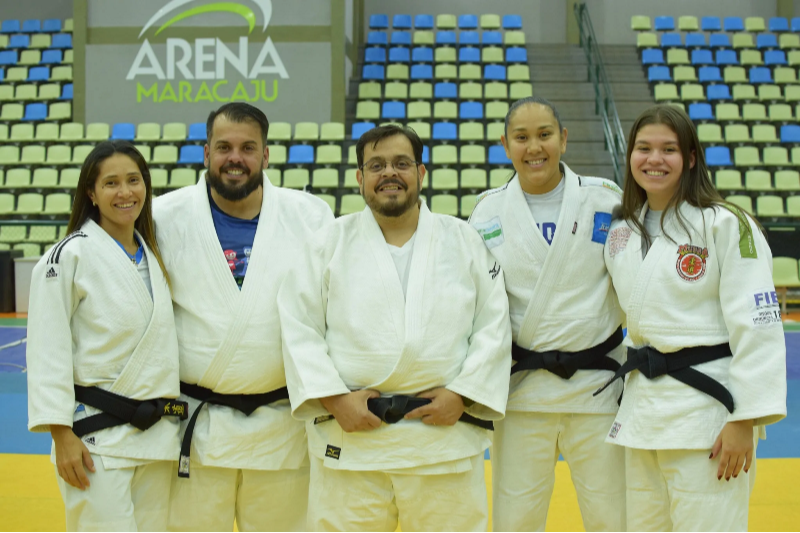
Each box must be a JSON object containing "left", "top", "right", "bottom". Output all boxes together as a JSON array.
[{"left": 573, "top": 2, "right": 627, "bottom": 185}]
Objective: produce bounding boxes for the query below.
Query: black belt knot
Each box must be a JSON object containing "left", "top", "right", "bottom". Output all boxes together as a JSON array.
[{"left": 512, "top": 326, "right": 623, "bottom": 379}]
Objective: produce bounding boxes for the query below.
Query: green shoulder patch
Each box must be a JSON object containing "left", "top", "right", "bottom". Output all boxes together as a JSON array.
[
  {"left": 602, "top": 181, "right": 623, "bottom": 195},
  {"left": 720, "top": 205, "right": 757, "bottom": 259}
]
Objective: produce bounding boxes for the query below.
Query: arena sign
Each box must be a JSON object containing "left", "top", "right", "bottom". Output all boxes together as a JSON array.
[{"left": 127, "top": 0, "right": 288, "bottom": 104}]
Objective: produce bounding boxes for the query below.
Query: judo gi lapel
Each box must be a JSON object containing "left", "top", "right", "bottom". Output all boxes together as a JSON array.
[
  {"left": 624, "top": 202, "right": 662, "bottom": 347},
  {"left": 197, "top": 173, "right": 277, "bottom": 390},
  {"left": 515, "top": 166, "right": 582, "bottom": 349}
]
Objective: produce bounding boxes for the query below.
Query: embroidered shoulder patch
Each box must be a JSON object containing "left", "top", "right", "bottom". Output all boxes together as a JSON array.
[
  {"left": 751, "top": 288, "right": 782, "bottom": 327},
  {"left": 592, "top": 212, "right": 612, "bottom": 244},
  {"left": 579, "top": 176, "right": 623, "bottom": 195},
  {"left": 325, "top": 445, "right": 341, "bottom": 460},
  {"left": 720, "top": 205, "right": 757, "bottom": 259},
  {"left": 608, "top": 227, "right": 632, "bottom": 258},
  {"left": 45, "top": 265, "right": 59, "bottom": 281},
  {"left": 472, "top": 216, "right": 505, "bottom": 249}
]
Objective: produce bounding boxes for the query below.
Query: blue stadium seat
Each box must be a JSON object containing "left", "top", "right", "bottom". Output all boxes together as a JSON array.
[
  {"left": 42, "top": 19, "right": 61, "bottom": 33},
  {"left": 112, "top": 123, "right": 136, "bottom": 140},
  {"left": 436, "top": 31, "right": 456, "bottom": 45},
  {"left": 9, "top": 34, "right": 31, "bottom": 48},
  {"left": 770, "top": 17, "right": 789, "bottom": 32},
  {"left": 178, "top": 145, "right": 205, "bottom": 164},
  {"left": 685, "top": 33, "right": 706, "bottom": 47},
  {"left": 411, "top": 64, "right": 432, "bottom": 79},
  {"left": 709, "top": 33, "right": 731, "bottom": 48},
  {"left": 393, "top": 15, "right": 412, "bottom": 29},
  {"left": 187, "top": 123, "right": 206, "bottom": 141},
  {"left": 22, "top": 19, "right": 41, "bottom": 33},
  {"left": 792, "top": 18, "right": 800, "bottom": 32},
  {"left": 701, "top": 17, "right": 722, "bottom": 32},
  {"left": 502, "top": 15, "right": 522, "bottom": 29},
  {"left": 458, "top": 15, "right": 478, "bottom": 29},
  {"left": 707, "top": 84, "right": 731, "bottom": 101},
  {"left": 691, "top": 49, "right": 714, "bottom": 65},
  {"left": 362, "top": 64, "right": 385, "bottom": 80},
  {"left": 648, "top": 66, "right": 671, "bottom": 82},
  {"left": 489, "top": 145, "right": 511, "bottom": 164},
  {"left": 41, "top": 50, "right": 62, "bottom": 64},
  {"left": 641, "top": 49, "right": 664, "bottom": 65},
  {"left": 750, "top": 67, "right": 773, "bottom": 84},
  {"left": 723, "top": 17, "right": 744, "bottom": 32},
  {"left": 459, "top": 48, "right": 480, "bottom": 62},
  {"left": 415, "top": 15, "right": 434, "bottom": 29},
  {"left": 27, "top": 66, "right": 50, "bottom": 81},
  {"left": 1, "top": 20, "right": 21, "bottom": 34},
  {"left": 23, "top": 103, "right": 47, "bottom": 121},
  {"left": 369, "top": 15, "right": 389, "bottom": 29},
  {"left": 484, "top": 64, "right": 506, "bottom": 80},
  {"left": 388, "top": 47, "right": 410, "bottom": 62},
  {"left": 716, "top": 50, "right": 738, "bottom": 65},
  {"left": 459, "top": 31, "right": 480, "bottom": 45},
  {"left": 698, "top": 66, "right": 723, "bottom": 83},
  {"left": 288, "top": 145, "right": 314, "bottom": 164},
  {"left": 706, "top": 146, "right": 732, "bottom": 166},
  {"left": 364, "top": 47, "right": 386, "bottom": 63},
  {"left": 460, "top": 102, "right": 483, "bottom": 119},
  {"left": 367, "top": 31, "right": 387, "bottom": 46},
  {"left": 351, "top": 122, "right": 375, "bottom": 140},
  {"left": 482, "top": 31, "right": 502, "bottom": 45},
  {"left": 0, "top": 51, "right": 18, "bottom": 65},
  {"left": 391, "top": 31, "right": 411, "bottom": 46},
  {"left": 780, "top": 125, "right": 800, "bottom": 142},
  {"left": 51, "top": 33, "right": 72, "bottom": 49},
  {"left": 757, "top": 34, "right": 779, "bottom": 49},
  {"left": 506, "top": 47, "right": 527, "bottom": 63},
  {"left": 654, "top": 16, "right": 674, "bottom": 31},
  {"left": 765, "top": 50, "right": 787, "bottom": 65},
  {"left": 412, "top": 47, "right": 433, "bottom": 62},
  {"left": 661, "top": 33, "right": 682, "bottom": 47},
  {"left": 432, "top": 122, "right": 457, "bottom": 140},
  {"left": 689, "top": 102, "right": 714, "bottom": 120},
  {"left": 434, "top": 82, "right": 457, "bottom": 98},
  {"left": 382, "top": 101, "right": 406, "bottom": 119},
  {"left": 61, "top": 83, "right": 73, "bottom": 99},
  {"left": 422, "top": 145, "right": 430, "bottom": 163}
]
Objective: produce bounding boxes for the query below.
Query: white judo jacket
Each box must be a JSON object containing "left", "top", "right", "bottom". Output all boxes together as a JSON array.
[
  {"left": 604, "top": 202, "right": 787, "bottom": 449},
  {"left": 468, "top": 163, "right": 625, "bottom": 414},
  {"left": 27, "top": 219, "right": 181, "bottom": 463},
  {"left": 153, "top": 174, "right": 334, "bottom": 470},
  {"left": 278, "top": 203, "right": 512, "bottom": 471}
]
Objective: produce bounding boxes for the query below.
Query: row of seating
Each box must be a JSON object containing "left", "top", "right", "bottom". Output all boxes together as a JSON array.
[
  {"left": 0, "top": 19, "right": 73, "bottom": 34},
  {"left": 713, "top": 169, "right": 800, "bottom": 191},
  {"left": 364, "top": 46, "right": 527, "bottom": 63},
  {"left": 366, "top": 30, "right": 526, "bottom": 47},
  {"left": 361, "top": 63, "right": 531, "bottom": 81},
  {"left": 706, "top": 145, "right": 800, "bottom": 166},
  {"left": 0, "top": 49, "right": 73, "bottom": 66},
  {"left": 727, "top": 194, "right": 800, "bottom": 217},
  {"left": 666, "top": 100, "right": 800, "bottom": 122},
  {"left": 631, "top": 15, "right": 795, "bottom": 33},
  {"left": 655, "top": 83, "right": 800, "bottom": 103},
  {"left": 1, "top": 101, "right": 71, "bottom": 122},
  {"left": 0, "top": 192, "right": 72, "bottom": 214},
  {"left": 350, "top": 120, "right": 507, "bottom": 141},
  {"left": 368, "top": 14, "right": 522, "bottom": 30},
  {"left": 643, "top": 47, "right": 800, "bottom": 67},
  {"left": 698, "top": 123, "right": 800, "bottom": 143},
  {"left": 0, "top": 65, "right": 73, "bottom": 82},
  {"left": 0, "top": 33, "right": 72, "bottom": 50},
  {"left": 637, "top": 31, "right": 800, "bottom": 49},
  {"left": 648, "top": 65, "right": 800, "bottom": 85},
  {"left": 358, "top": 80, "right": 533, "bottom": 101},
  {"left": 0, "top": 82, "right": 72, "bottom": 101},
  {"left": 0, "top": 224, "right": 68, "bottom": 242},
  {"left": 356, "top": 100, "right": 513, "bottom": 121}
]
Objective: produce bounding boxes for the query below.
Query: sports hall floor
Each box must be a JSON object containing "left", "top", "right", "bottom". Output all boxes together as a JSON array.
[{"left": 1, "top": 315, "right": 798, "bottom": 531}]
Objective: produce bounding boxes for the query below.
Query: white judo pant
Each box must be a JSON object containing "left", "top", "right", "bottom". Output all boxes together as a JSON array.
[
  {"left": 307, "top": 453, "right": 488, "bottom": 532},
  {"left": 167, "top": 462, "right": 310, "bottom": 532},
  {"left": 56, "top": 456, "right": 172, "bottom": 532},
  {"left": 492, "top": 411, "right": 626, "bottom": 532}
]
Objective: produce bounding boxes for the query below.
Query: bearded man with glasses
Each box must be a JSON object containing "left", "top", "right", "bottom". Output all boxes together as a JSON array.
[{"left": 278, "top": 124, "right": 512, "bottom": 531}]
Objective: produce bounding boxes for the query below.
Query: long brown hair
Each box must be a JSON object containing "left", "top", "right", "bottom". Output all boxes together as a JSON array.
[
  {"left": 621, "top": 104, "right": 760, "bottom": 248},
  {"left": 67, "top": 140, "right": 172, "bottom": 290}
]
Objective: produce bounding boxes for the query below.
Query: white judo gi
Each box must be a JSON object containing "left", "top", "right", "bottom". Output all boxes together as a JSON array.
[
  {"left": 604, "top": 202, "right": 787, "bottom": 532},
  {"left": 278, "top": 203, "right": 512, "bottom": 532},
  {"left": 27, "top": 218, "right": 181, "bottom": 531},
  {"left": 468, "top": 163, "right": 626, "bottom": 532},
  {"left": 153, "top": 175, "right": 333, "bottom": 532}
]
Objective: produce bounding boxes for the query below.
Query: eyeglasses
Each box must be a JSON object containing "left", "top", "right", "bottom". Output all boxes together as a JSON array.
[{"left": 360, "top": 157, "right": 420, "bottom": 174}]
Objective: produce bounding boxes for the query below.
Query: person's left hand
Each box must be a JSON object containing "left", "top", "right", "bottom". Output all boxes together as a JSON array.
[
  {"left": 404, "top": 388, "right": 465, "bottom": 426},
  {"left": 710, "top": 419, "right": 754, "bottom": 481}
]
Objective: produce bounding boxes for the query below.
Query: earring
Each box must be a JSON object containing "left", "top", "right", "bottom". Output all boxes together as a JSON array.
[{"left": 92, "top": 202, "right": 96, "bottom": 206}]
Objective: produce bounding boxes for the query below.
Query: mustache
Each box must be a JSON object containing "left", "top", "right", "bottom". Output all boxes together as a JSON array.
[{"left": 374, "top": 178, "right": 407, "bottom": 192}]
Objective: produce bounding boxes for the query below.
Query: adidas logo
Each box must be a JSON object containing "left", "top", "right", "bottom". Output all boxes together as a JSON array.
[
  {"left": 46, "top": 267, "right": 57, "bottom": 279},
  {"left": 84, "top": 436, "right": 95, "bottom": 446}
]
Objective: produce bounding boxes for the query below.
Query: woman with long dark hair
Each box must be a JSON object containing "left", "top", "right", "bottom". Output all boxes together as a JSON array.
[
  {"left": 601, "top": 104, "right": 786, "bottom": 531},
  {"left": 26, "top": 141, "right": 183, "bottom": 531}
]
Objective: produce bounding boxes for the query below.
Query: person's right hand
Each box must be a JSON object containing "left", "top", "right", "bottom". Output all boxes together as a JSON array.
[
  {"left": 320, "top": 389, "right": 382, "bottom": 433},
  {"left": 51, "top": 425, "right": 95, "bottom": 490}
]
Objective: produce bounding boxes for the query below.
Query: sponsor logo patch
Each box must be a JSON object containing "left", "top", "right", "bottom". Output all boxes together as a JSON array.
[
  {"left": 45, "top": 266, "right": 58, "bottom": 280},
  {"left": 472, "top": 216, "right": 505, "bottom": 249},
  {"left": 751, "top": 289, "right": 782, "bottom": 327},
  {"left": 607, "top": 227, "right": 632, "bottom": 258},
  {"left": 83, "top": 436, "right": 95, "bottom": 446},
  {"left": 608, "top": 422, "right": 621, "bottom": 439},
  {"left": 676, "top": 244, "right": 708, "bottom": 282},
  {"left": 489, "top": 262, "right": 501, "bottom": 280},
  {"left": 592, "top": 212, "right": 612, "bottom": 244},
  {"left": 325, "top": 445, "right": 341, "bottom": 460},
  {"left": 602, "top": 181, "right": 623, "bottom": 195}
]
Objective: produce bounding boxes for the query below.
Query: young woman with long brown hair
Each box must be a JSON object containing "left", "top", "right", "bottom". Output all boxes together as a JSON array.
[
  {"left": 600, "top": 104, "right": 787, "bottom": 531},
  {"left": 26, "top": 141, "right": 183, "bottom": 531}
]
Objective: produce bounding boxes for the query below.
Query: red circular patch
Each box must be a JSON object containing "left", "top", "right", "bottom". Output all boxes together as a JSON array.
[{"left": 676, "top": 253, "right": 706, "bottom": 282}]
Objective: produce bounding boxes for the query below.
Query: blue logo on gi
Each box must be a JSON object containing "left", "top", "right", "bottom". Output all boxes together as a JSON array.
[{"left": 592, "top": 212, "right": 612, "bottom": 244}]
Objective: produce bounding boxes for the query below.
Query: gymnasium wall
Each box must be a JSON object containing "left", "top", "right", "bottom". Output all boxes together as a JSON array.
[{"left": 0, "top": 0, "right": 72, "bottom": 22}]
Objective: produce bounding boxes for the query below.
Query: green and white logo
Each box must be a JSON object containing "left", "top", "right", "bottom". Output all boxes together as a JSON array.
[
  {"left": 473, "top": 216, "right": 505, "bottom": 249},
  {"left": 127, "top": 0, "right": 287, "bottom": 104}
]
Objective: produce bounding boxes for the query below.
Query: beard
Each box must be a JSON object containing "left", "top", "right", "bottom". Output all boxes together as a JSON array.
[
  {"left": 362, "top": 176, "right": 420, "bottom": 217},
  {"left": 206, "top": 161, "right": 263, "bottom": 201}
]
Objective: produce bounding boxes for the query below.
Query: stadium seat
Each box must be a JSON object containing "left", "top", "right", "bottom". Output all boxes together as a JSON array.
[
  {"left": 715, "top": 170, "right": 743, "bottom": 190},
  {"left": 1, "top": 103, "right": 24, "bottom": 121},
  {"left": 46, "top": 144, "right": 71, "bottom": 164},
  {"left": 135, "top": 122, "right": 160, "bottom": 141},
  {"left": 413, "top": 31, "right": 434, "bottom": 46},
  {"left": 9, "top": 123, "right": 34, "bottom": 142},
  {"left": 382, "top": 101, "right": 405, "bottom": 119},
  {"left": 781, "top": 125, "right": 800, "bottom": 143},
  {"left": 391, "top": 32, "right": 412, "bottom": 46},
  {"left": 461, "top": 145, "right": 486, "bottom": 164},
  {"left": 0, "top": 194, "right": 14, "bottom": 215},
  {"left": 701, "top": 17, "right": 722, "bottom": 32},
  {"left": 268, "top": 122, "right": 291, "bottom": 142},
  {"left": 60, "top": 84, "right": 73, "bottom": 100},
  {"left": 178, "top": 145, "right": 204, "bottom": 164},
  {"left": 434, "top": 82, "right": 457, "bottom": 99},
  {"left": 691, "top": 49, "right": 714, "bottom": 65},
  {"left": 775, "top": 170, "right": 800, "bottom": 190},
  {"left": 637, "top": 33, "right": 658, "bottom": 48},
  {"left": 757, "top": 195, "right": 785, "bottom": 217},
  {"left": 22, "top": 19, "right": 41, "bottom": 33},
  {"left": 351, "top": 122, "right": 375, "bottom": 140},
  {"left": 356, "top": 101, "right": 380, "bottom": 120},
  {"left": 43, "top": 19, "right": 62, "bottom": 32},
  {"left": 460, "top": 101, "right": 483, "bottom": 119},
  {"left": 506, "top": 48, "right": 527, "bottom": 63},
  {"left": 32, "top": 35, "right": 52, "bottom": 49},
  {"left": 744, "top": 170, "right": 773, "bottom": 191},
  {"left": 22, "top": 103, "right": 47, "bottom": 121},
  {"left": 459, "top": 31, "right": 480, "bottom": 45},
  {"left": 434, "top": 64, "right": 456, "bottom": 80},
  {"left": 312, "top": 168, "right": 339, "bottom": 188},
  {"left": 726, "top": 195, "right": 753, "bottom": 213},
  {"left": 320, "top": 122, "right": 345, "bottom": 142},
  {"left": 316, "top": 145, "right": 342, "bottom": 165},
  {"left": 457, "top": 14, "right": 478, "bottom": 29},
  {"left": 369, "top": 15, "right": 388, "bottom": 29},
  {"left": 16, "top": 193, "right": 44, "bottom": 214},
  {"left": 27, "top": 66, "right": 49, "bottom": 81},
  {"left": 769, "top": 103, "right": 793, "bottom": 121},
  {"left": 268, "top": 145, "right": 286, "bottom": 165},
  {"left": 706, "top": 85, "right": 730, "bottom": 101},
  {"left": 733, "top": 146, "right": 761, "bottom": 166},
  {"left": 9, "top": 34, "right": 30, "bottom": 49},
  {"left": 745, "top": 17, "right": 766, "bottom": 33},
  {"left": 85, "top": 122, "right": 110, "bottom": 141},
  {"left": 0, "top": 225, "right": 26, "bottom": 243},
  {"left": 111, "top": 123, "right": 136, "bottom": 140},
  {"left": 412, "top": 47, "right": 433, "bottom": 62},
  {"left": 388, "top": 47, "right": 410, "bottom": 62},
  {"left": 753, "top": 124, "right": 779, "bottom": 143},
  {"left": 653, "top": 16, "right": 674, "bottom": 31},
  {"left": 661, "top": 33, "right": 682, "bottom": 48},
  {"left": 642, "top": 49, "right": 664, "bottom": 65},
  {"left": 282, "top": 169, "right": 309, "bottom": 189},
  {"left": 459, "top": 122, "right": 484, "bottom": 141},
  {"left": 488, "top": 145, "right": 511, "bottom": 165},
  {"left": 365, "top": 47, "right": 386, "bottom": 63},
  {"left": 4, "top": 169, "right": 32, "bottom": 188},
  {"left": 722, "top": 17, "right": 744, "bottom": 32},
  {"left": 502, "top": 15, "right": 523, "bottom": 29},
  {"left": 340, "top": 194, "right": 366, "bottom": 215},
  {"left": 1, "top": 20, "right": 21, "bottom": 33},
  {"left": 162, "top": 122, "right": 187, "bottom": 142},
  {"left": 654, "top": 84, "right": 678, "bottom": 101},
  {"left": 433, "top": 101, "right": 457, "bottom": 119},
  {"left": 19, "top": 50, "right": 41, "bottom": 65},
  {"left": 43, "top": 193, "right": 71, "bottom": 214},
  {"left": 774, "top": 67, "right": 797, "bottom": 84},
  {"left": 367, "top": 31, "right": 387, "bottom": 46},
  {"left": 363, "top": 64, "right": 385, "bottom": 80},
  {"left": 480, "top": 14, "right": 501, "bottom": 29},
  {"left": 689, "top": 103, "right": 714, "bottom": 121},
  {"left": 436, "top": 31, "right": 456, "bottom": 45},
  {"left": 71, "top": 145, "right": 93, "bottom": 164},
  {"left": 758, "top": 35, "right": 780, "bottom": 51},
  {"left": 786, "top": 85, "right": 800, "bottom": 101},
  {"left": 631, "top": 16, "right": 651, "bottom": 31},
  {"left": 35, "top": 122, "right": 58, "bottom": 141},
  {"left": 706, "top": 146, "right": 733, "bottom": 166},
  {"left": 393, "top": 15, "right": 412, "bottom": 29},
  {"left": 482, "top": 31, "right": 502, "bottom": 46},
  {"left": 60, "top": 168, "right": 79, "bottom": 188},
  {"left": 51, "top": 33, "right": 72, "bottom": 49},
  {"left": 408, "top": 101, "right": 432, "bottom": 119},
  {"left": 288, "top": 145, "right": 314, "bottom": 164},
  {"left": 698, "top": 66, "right": 722, "bottom": 83},
  {"left": 186, "top": 122, "right": 206, "bottom": 141},
  {"left": 294, "top": 122, "right": 319, "bottom": 141},
  {"left": 168, "top": 169, "right": 196, "bottom": 188},
  {"left": 698, "top": 123, "right": 723, "bottom": 143},
  {"left": 387, "top": 64, "right": 409, "bottom": 79}
]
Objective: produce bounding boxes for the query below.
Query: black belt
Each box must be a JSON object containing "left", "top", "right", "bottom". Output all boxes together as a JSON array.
[
  {"left": 593, "top": 344, "right": 734, "bottom": 413},
  {"left": 314, "top": 394, "right": 494, "bottom": 431},
  {"left": 178, "top": 382, "right": 290, "bottom": 478},
  {"left": 71, "top": 385, "right": 188, "bottom": 438},
  {"left": 512, "top": 327, "right": 623, "bottom": 379}
]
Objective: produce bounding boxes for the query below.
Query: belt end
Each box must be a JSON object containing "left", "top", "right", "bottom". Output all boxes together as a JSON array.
[{"left": 178, "top": 455, "right": 191, "bottom": 478}]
